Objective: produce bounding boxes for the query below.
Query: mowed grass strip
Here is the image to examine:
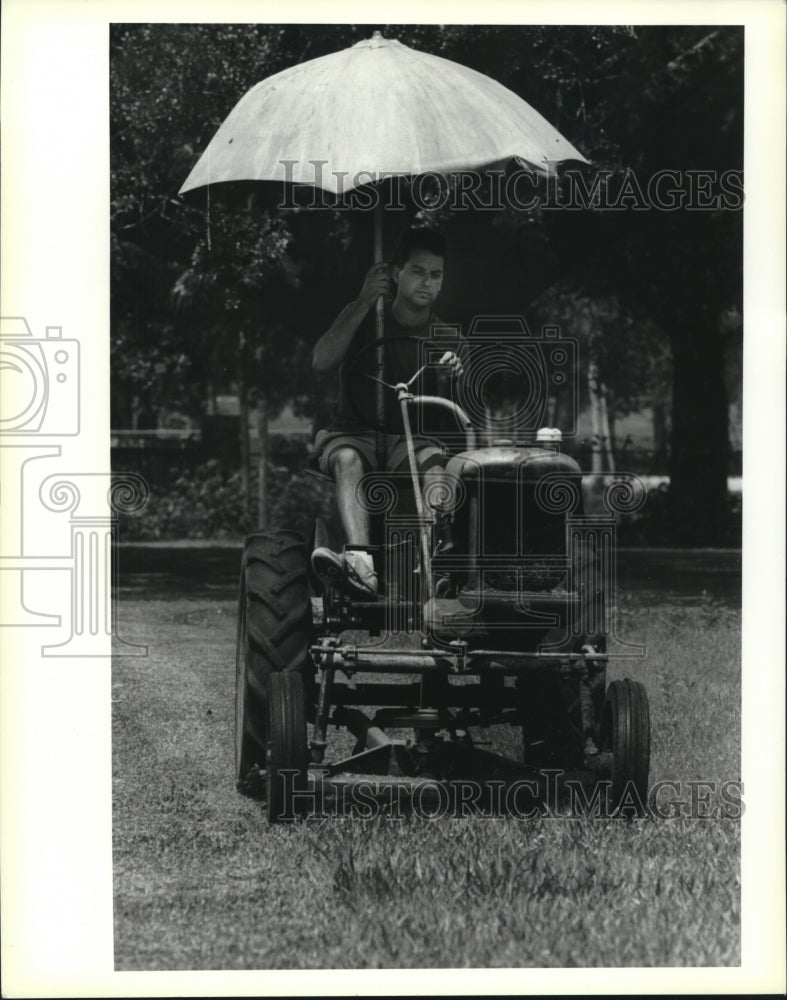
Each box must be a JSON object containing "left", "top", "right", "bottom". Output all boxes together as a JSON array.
[{"left": 113, "top": 595, "right": 740, "bottom": 969}]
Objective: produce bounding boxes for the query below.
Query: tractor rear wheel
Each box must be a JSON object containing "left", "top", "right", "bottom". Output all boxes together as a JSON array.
[
  {"left": 600, "top": 678, "right": 650, "bottom": 815},
  {"left": 234, "top": 529, "right": 313, "bottom": 794},
  {"left": 235, "top": 583, "right": 265, "bottom": 791}
]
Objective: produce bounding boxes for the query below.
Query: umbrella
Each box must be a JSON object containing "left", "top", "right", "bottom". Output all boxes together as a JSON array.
[
  {"left": 180, "top": 32, "right": 586, "bottom": 195},
  {"left": 179, "top": 30, "right": 587, "bottom": 432}
]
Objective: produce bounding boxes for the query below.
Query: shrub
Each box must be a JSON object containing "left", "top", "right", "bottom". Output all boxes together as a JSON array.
[
  {"left": 616, "top": 483, "right": 742, "bottom": 547},
  {"left": 116, "top": 457, "right": 341, "bottom": 542},
  {"left": 116, "top": 459, "right": 741, "bottom": 548}
]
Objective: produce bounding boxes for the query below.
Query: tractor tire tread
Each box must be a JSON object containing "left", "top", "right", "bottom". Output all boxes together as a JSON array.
[{"left": 234, "top": 530, "right": 314, "bottom": 793}]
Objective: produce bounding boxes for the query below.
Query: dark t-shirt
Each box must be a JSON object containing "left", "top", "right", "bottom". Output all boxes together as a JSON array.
[{"left": 329, "top": 307, "right": 464, "bottom": 436}]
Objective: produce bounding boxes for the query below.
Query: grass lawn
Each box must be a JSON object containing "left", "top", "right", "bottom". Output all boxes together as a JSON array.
[{"left": 113, "top": 592, "right": 740, "bottom": 969}]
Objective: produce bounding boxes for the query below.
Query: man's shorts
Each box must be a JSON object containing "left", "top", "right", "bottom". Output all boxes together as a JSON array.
[{"left": 315, "top": 429, "right": 445, "bottom": 476}]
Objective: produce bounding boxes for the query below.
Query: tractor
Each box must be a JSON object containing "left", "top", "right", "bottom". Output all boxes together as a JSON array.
[{"left": 234, "top": 328, "right": 651, "bottom": 823}]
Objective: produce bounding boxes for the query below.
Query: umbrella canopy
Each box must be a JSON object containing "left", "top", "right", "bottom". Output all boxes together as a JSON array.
[{"left": 179, "top": 31, "right": 587, "bottom": 196}]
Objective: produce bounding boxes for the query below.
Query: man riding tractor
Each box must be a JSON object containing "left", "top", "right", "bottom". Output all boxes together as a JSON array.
[{"left": 310, "top": 227, "right": 464, "bottom": 599}]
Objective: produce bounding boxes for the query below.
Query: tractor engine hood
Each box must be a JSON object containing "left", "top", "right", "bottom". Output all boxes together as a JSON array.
[{"left": 445, "top": 445, "right": 582, "bottom": 485}]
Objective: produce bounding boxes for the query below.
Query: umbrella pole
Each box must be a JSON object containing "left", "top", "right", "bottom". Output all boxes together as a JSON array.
[{"left": 374, "top": 197, "right": 385, "bottom": 467}]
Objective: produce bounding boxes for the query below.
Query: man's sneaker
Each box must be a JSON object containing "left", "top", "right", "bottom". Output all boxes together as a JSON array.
[
  {"left": 311, "top": 546, "right": 344, "bottom": 586},
  {"left": 344, "top": 550, "right": 378, "bottom": 600},
  {"left": 311, "top": 547, "right": 378, "bottom": 600}
]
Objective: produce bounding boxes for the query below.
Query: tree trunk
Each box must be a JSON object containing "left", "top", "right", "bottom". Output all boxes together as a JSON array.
[
  {"left": 257, "top": 396, "right": 269, "bottom": 529},
  {"left": 131, "top": 393, "right": 141, "bottom": 431},
  {"left": 652, "top": 400, "right": 668, "bottom": 474},
  {"left": 237, "top": 337, "right": 251, "bottom": 513},
  {"left": 587, "top": 359, "right": 603, "bottom": 473},
  {"left": 546, "top": 391, "right": 557, "bottom": 429},
  {"left": 668, "top": 308, "right": 729, "bottom": 544},
  {"left": 484, "top": 404, "right": 494, "bottom": 447},
  {"left": 599, "top": 385, "right": 616, "bottom": 473}
]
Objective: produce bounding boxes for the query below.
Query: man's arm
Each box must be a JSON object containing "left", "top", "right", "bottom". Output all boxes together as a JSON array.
[{"left": 312, "top": 263, "right": 392, "bottom": 372}]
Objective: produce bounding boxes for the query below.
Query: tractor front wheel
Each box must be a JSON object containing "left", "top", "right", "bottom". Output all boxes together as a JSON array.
[
  {"left": 266, "top": 671, "right": 309, "bottom": 823},
  {"left": 600, "top": 678, "right": 650, "bottom": 815}
]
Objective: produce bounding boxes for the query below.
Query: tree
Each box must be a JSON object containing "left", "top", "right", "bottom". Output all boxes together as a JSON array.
[
  {"left": 110, "top": 24, "right": 350, "bottom": 522},
  {"left": 607, "top": 28, "right": 743, "bottom": 542},
  {"left": 533, "top": 285, "right": 672, "bottom": 472}
]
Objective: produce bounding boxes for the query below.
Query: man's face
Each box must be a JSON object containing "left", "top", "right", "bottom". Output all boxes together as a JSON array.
[{"left": 393, "top": 248, "right": 444, "bottom": 309}]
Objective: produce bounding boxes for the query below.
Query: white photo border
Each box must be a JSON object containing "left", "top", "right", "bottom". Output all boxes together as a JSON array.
[{"left": 1, "top": 0, "right": 784, "bottom": 996}]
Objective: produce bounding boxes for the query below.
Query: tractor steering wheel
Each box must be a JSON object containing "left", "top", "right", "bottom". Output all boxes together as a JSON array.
[{"left": 343, "top": 335, "right": 452, "bottom": 435}]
